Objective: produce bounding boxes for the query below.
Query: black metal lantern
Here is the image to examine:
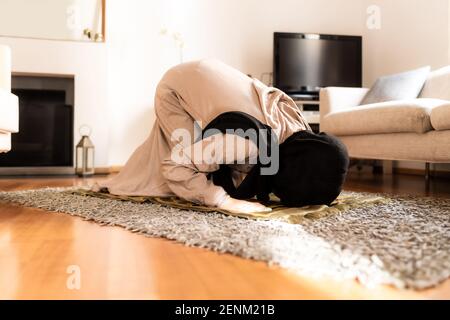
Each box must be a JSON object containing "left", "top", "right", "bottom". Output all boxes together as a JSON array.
[{"left": 75, "top": 125, "right": 95, "bottom": 177}]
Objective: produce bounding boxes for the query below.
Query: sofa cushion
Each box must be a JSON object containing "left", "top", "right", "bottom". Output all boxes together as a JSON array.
[
  {"left": 322, "top": 98, "right": 450, "bottom": 136},
  {"left": 419, "top": 65, "right": 450, "bottom": 101},
  {"left": 361, "top": 66, "right": 430, "bottom": 105},
  {"left": 431, "top": 104, "right": 450, "bottom": 131}
]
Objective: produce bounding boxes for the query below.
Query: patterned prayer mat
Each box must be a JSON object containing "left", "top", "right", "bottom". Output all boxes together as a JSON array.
[
  {"left": 1, "top": 188, "right": 449, "bottom": 290},
  {"left": 71, "top": 188, "right": 387, "bottom": 224}
]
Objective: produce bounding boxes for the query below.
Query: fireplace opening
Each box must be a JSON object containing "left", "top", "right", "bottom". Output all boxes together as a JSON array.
[{"left": 0, "top": 75, "right": 74, "bottom": 174}]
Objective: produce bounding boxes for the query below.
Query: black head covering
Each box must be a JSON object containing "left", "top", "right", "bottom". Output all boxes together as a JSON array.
[
  {"left": 273, "top": 131, "right": 349, "bottom": 206},
  {"left": 202, "top": 112, "right": 277, "bottom": 202}
]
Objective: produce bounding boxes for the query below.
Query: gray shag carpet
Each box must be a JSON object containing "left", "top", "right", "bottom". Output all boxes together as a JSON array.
[{"left": 0, "top": 188, "right": 449, "bottom": 290}]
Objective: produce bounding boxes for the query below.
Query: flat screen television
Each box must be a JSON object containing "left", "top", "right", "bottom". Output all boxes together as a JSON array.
[{"left": 273, "top": 32, "right": 362, "bottom": 95}]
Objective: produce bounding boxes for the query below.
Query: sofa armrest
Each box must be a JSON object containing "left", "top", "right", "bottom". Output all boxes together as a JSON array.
[
  {"left": 320, "top": 87, "right": 369, "bottom": 119},
  {"left": 0, "top": 132, "right": 11, "bottom": 153},
  {"left": 0, "top": 89, "right": 19, "bottom": 133}
]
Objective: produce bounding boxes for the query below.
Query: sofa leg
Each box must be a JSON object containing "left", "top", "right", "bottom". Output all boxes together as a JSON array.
[
  {"left": 425, "top": 163, "right": 431, "bottom": 180},
  {"left": 383, "top": 160, "right": 394, "bottom": 175}
]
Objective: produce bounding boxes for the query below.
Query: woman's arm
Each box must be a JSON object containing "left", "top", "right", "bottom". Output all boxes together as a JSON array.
[{"left": 161, "top": 133, "right": 271, "bottom": 213}]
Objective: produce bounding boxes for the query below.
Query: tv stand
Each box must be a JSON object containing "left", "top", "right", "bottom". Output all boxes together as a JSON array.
[
  {"left": 288, "top": 92, "right": 319, "bottom": 101},
  {"left": 288, "top": 93, "right": 320, "bottom": 133}
]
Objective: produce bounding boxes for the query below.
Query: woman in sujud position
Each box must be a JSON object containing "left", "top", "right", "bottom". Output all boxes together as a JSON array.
[{"left": 100, "top": 59, "right": 349, "bottom": 214}]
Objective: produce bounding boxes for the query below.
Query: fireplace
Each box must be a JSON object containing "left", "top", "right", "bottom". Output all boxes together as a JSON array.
[{"left": 0, "top": 75, "right": 74, "bottom": 175}]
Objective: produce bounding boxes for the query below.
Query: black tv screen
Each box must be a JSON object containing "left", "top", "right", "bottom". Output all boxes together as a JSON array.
[{"left": 274, "top": 33, "right": 362, "bottom": 94}]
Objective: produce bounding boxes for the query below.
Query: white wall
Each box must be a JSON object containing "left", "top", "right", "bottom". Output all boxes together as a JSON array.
[{"left": 363, "top": 0, "right": 449, "bottom": 85}]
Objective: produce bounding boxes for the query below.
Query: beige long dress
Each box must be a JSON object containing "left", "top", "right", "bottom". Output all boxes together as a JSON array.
[{"left": 100, "top": 59, "right": 309, "bottom": 206}]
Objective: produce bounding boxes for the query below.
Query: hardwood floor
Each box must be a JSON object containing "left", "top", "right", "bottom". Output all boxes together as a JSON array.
[{"left": 0, "top": 172, "right": 449, "bottom": 300}]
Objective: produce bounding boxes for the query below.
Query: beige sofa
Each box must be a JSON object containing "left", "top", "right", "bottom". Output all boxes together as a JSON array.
[
  {"left": 320, "top": 66, "right": 450, "bottom": 174},
  {"left": 0, "top": 45, "right": 19, "bottom": 153}
]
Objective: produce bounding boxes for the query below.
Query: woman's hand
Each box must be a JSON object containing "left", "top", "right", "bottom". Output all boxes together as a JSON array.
[{"left": 218, "top": 196, "right": 272, "bottom": 214}]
